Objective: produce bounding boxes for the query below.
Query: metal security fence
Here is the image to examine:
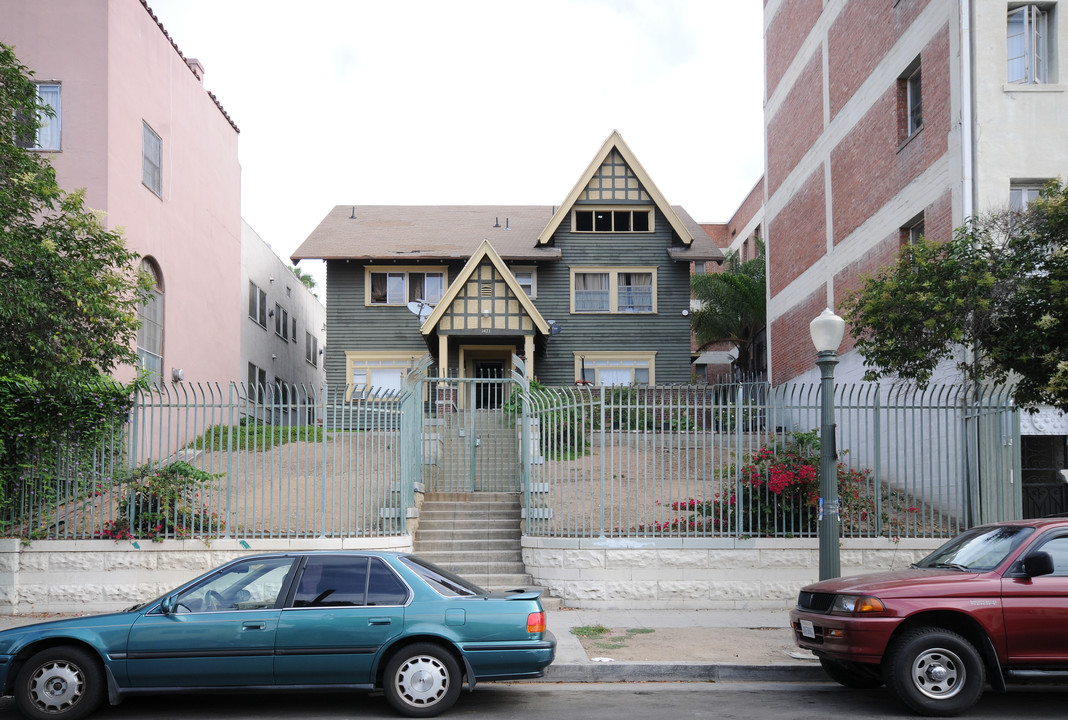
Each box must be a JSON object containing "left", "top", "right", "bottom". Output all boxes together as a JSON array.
[
  {"left": 5, "top": 383, "right": 410, "bottom": 540},
  {"left": 518, "top": 380, "right": 1020, "bottom": 540},
  {"left": 2, "top": 368, "right": 1020, "bottom": 542}
]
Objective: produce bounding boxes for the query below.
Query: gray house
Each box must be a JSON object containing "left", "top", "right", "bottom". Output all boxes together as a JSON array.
[{"left": 292, "top": 131, "right": 723, "bottom": 400}]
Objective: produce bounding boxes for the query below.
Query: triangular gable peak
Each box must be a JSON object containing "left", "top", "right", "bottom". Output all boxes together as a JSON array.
[
  {"left": 421, "top": 239, "right": 550, "bottom": 336},
  {"left": 536, "top": 130, "right": 695, "bottom": 246}
]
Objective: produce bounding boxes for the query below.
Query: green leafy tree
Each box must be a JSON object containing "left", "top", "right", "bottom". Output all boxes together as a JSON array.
[
  {"left": 842, "top": 180, "right": 1068, "bottom": 412},
  {"left": 690, "top": 240, "right": 766, "bottom": 373},
  {"left": 1, "top": 44, "right": 146, "bottom": 517}
]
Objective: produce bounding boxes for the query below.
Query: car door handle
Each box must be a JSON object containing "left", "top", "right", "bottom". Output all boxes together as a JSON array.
[
  {"left": 368, "top": 617, "right": 392, "bottom": 626},
  {"left": 242, "top": 621, "right": 267, "bottom": 630}
]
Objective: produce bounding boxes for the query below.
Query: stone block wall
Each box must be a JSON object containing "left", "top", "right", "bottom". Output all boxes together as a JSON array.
[
  {"left": 0, "top": 537, "right": 413, "bottom": 615},
  {"left": 523, "top": 536, "right": 943, "bottom": 610}
]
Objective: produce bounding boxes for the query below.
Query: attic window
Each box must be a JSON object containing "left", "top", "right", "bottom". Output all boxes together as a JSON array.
[{"left": 573, "top": 208, "right": 652, "bottom": 233}]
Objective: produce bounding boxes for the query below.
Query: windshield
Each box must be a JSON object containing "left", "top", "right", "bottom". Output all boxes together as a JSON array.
[{"left": 916, "top": 525, "right": 1035, "bottom": 572}]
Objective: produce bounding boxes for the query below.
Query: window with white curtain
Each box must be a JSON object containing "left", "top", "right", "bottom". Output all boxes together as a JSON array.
[
  {"left": 1008, "top": 5, "right": 1049, "bottom": 84},
  {"left": 18, "top": 83, "right": 61, "bottom": 151},
  {"left": 572, "top": 268, "right": 657, "bottom": 313},
  {"left": 574, "top": 272, "right": 610, "bottom": 312}
]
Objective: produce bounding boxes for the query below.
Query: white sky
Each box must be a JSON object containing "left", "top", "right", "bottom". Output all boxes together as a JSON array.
[{"left": 147, "top": 0, "right": 765, "bottom": 292}]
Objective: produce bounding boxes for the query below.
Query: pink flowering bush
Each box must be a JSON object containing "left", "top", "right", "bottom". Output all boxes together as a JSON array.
[
  {"left": 97, "top": 461, "right": 224, "bottom": 542},
  {"left": 659, "top": 430, "right": 875, "bottom": 537}
]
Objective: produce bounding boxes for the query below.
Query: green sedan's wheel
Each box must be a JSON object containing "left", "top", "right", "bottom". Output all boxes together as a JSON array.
[
  {"left": 15, "top": 646, "right": 105, "bottom": 720},
  {"left": 383, "top": 643, "right": 462, "bottom": 718}
]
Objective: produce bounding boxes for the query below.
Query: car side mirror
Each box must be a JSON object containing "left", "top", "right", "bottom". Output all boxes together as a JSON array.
[
  {"left": 1023, "top": 551, "right": 1055, "bottom": 578},
  {"left": 160, "top": 595, "right": 178, "bottom": 615}
]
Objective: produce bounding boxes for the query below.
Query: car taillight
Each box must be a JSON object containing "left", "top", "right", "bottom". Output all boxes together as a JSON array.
[{"left": 527, "top": 611, "right": 546, "bottom": 633}]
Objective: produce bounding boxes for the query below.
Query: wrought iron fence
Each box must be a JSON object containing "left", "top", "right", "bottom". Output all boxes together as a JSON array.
[
  {"left": 2, "top": 374, "right": 1020, "bottom": 542},
  {"left": 4, "top": 383, "right": 409, "bottom": 540},
  {"left": 519, "top": 381, "right": 1020, "bottom": 540}
]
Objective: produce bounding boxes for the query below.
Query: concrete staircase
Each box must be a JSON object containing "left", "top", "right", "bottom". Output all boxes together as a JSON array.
[{"left": 413, "top": 492, "right": 557, "bottom": 604}]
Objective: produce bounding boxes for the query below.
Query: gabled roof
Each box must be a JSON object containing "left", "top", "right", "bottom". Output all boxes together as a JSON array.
[
  {"left": 536, "top": 130, "right": 696, "bottom": 246},
  {"left": 421, "top": 240, "right": 550, "bottom": 335}
]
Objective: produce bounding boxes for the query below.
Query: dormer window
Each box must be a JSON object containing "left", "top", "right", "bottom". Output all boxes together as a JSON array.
[{"left": 573, "top": 208, "right": 653, "bottom": 233}]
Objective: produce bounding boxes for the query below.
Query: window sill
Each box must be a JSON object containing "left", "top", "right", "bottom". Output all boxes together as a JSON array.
[
  {"left": 1003, "top": 83, "right": 1065, "bottom": 93},
  {"left": 896, "top": 125, "right": 924, "bottom": 154}
]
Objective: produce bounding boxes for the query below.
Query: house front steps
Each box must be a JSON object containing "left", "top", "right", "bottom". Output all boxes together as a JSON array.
[{"left": 412, "top": 491, "right": 560, "bottom": 608}]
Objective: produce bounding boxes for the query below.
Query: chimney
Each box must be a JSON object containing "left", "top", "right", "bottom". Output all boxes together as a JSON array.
[{"left": 186, "top": 58, "right": 205, "bottom": 82}]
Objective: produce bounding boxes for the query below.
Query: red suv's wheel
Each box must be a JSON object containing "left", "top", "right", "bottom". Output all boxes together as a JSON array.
[{"left": 884, "top": 627, "right": 985, "bottom": 716}]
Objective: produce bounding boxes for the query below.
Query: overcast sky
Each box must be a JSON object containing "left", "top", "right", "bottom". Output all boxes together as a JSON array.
[{"left": 147, "top": 0, "right": 765, "bottom": 291}]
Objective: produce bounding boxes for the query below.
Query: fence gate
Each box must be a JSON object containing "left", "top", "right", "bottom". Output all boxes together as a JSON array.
[{"left": 421, "top": 376, "right": 521, "bottom": 492}]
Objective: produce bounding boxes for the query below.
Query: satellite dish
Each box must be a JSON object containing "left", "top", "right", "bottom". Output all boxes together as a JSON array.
[{"left": 406, "top": 300, "right": 432, "bottom": 323}]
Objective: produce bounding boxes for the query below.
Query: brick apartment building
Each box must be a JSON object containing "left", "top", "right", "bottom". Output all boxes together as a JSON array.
[{"left": 715, "top": 1, "right": 1068, "bottom": 486}]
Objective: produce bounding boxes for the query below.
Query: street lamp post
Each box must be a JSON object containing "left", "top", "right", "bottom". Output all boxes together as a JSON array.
[{"left": 809, "top": 308, "right": 846, "bottom": 581}]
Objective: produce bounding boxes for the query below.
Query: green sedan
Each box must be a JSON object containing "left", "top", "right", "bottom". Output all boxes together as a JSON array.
[{"left": 0, "top": 551, "right": 556, "bottom": 719}]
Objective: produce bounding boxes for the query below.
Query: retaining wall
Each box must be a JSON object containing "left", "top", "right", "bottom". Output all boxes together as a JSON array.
[
  {"left": 0, "top": 536, "right": 944, "bottom": 615},
  {"left": 523, "top": 536, "right": 944, "bottom": 610}
]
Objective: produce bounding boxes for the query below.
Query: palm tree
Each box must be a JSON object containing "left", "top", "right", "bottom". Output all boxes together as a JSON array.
[
  {"left": 289, "top": 265, "right": 316, "bottom": 291},
  {"left": 690, "top": 240, "right": 766, "bottom": 374}
]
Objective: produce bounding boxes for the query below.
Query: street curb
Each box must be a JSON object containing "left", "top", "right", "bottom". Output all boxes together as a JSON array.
[{"left": 537, "top": 663, "right": 827, "bottom": 683}]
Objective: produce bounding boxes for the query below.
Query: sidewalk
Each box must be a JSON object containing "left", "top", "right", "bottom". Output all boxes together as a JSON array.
[{"left": 541, "top": 607, "right": 826, "bottom": 683}]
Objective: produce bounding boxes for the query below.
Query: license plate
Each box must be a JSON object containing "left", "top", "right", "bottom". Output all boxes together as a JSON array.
[{"left": 800, "top": 619, "right": 815, "bottom": 639}]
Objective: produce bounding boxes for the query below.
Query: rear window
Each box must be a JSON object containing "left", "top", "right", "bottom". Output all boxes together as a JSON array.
[
  {"left": 916, "top": 525, "right": 1035, "bottom": 572},
  {"left": 400, "top": 556, "right": 486, "bottom": 597}
]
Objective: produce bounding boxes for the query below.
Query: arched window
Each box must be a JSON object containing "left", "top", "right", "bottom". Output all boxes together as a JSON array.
[{"left": 137, "top": 258, "right": 164, "bottom": 383}]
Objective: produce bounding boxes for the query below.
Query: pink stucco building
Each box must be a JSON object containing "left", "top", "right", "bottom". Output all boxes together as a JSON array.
[{"left": 2, "top": 0, "right": 242, "bottom": 383}]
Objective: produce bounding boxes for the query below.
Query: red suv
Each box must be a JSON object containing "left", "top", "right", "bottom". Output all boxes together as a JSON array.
[{"left": 791, "top": 518, "right": 1068, "bottom": 716}]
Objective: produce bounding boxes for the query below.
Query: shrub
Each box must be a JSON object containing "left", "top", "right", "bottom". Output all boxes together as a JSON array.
[
  {"left": 97, "top": 461, "right": 223, "bottom": 541},
  {"left": 657, "top": 430, "right": 875, "bottom": 537}
]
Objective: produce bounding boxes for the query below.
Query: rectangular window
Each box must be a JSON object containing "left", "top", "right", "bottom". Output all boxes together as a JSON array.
[
  {"left": 1008, "top": 5, "right": 1048, "bottom": 84},
  {"left": 368, "top": 270, "right": 445, "bottom": 305},
  {"left": 17, "top": 83, "right": 61, "bottom": 151},
  {"left": 907, "top": 66, "right": 922, "bottom": 135},
  {"left": 572, "top": 268, "right": 657, "bottom": 313},
  {"left": 347, "top": 355, "right": 422, "bottom": 400},
  {"left": 512, "top": 267, "right": 537, "bottom": 298},
  {"left": 247, "top": 362, "right": 267, "bottom": 403},
  {"left": 574, "top": 272, "right": 611, "bottom": 312},
  {"left": 275, "top": 304, "right": 289, "bottom": 340},
  {"left": 292, "top": 317, "right": 297, "bottom": 343},
  {"left": 1010, "top": 181, "right": 1048, "bottom": 210},
  {"left": 573, "top": 208, "right": 653, "bottom": 233},
  {"left": 617, "top": 272, "right": 653, "bottom": 312},
  {"left": 305, "top": 331, "right": 319, "bottom": 366},
  {"left": 577, "top": 354, "right": 654, "bottom": 386},
  {"left": 248, "top": 281, "right": 268, "bottom": 328},
  {"left": 142, "top": 121, "right": 162, "bottom": 197}
]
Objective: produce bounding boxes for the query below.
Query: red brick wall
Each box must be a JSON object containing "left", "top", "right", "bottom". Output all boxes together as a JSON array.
[
  {"left": 827, "top": 0, "right": 932, "bottom": 118},
  {"left": 765, "top": 0, "right": 823, "bottom": 99},
  {"left": 767, "top": 52, "right": 824, "bottom": 197},
  {"left": 830, "top": 24, "right": 951, "bottom": 245},
  {"left": 770, "top": 288, "right": 827, "bottom": 381},
  {"left": 727, "top": 179, "right": 764, "bottom": 239},
  {"left": 924, "top": 188, "right": 953, "bottom": 243},
  {"left": 832, "top": 231, "right": 901, "bottom": 356},
  {"left": 768, "top": 167, "right": 826, "bottom": 296}
]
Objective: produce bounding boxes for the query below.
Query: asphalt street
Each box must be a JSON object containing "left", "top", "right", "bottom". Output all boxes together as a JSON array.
[{"left": 4, "top": 682, "right": 1068, "bottom": 720}]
